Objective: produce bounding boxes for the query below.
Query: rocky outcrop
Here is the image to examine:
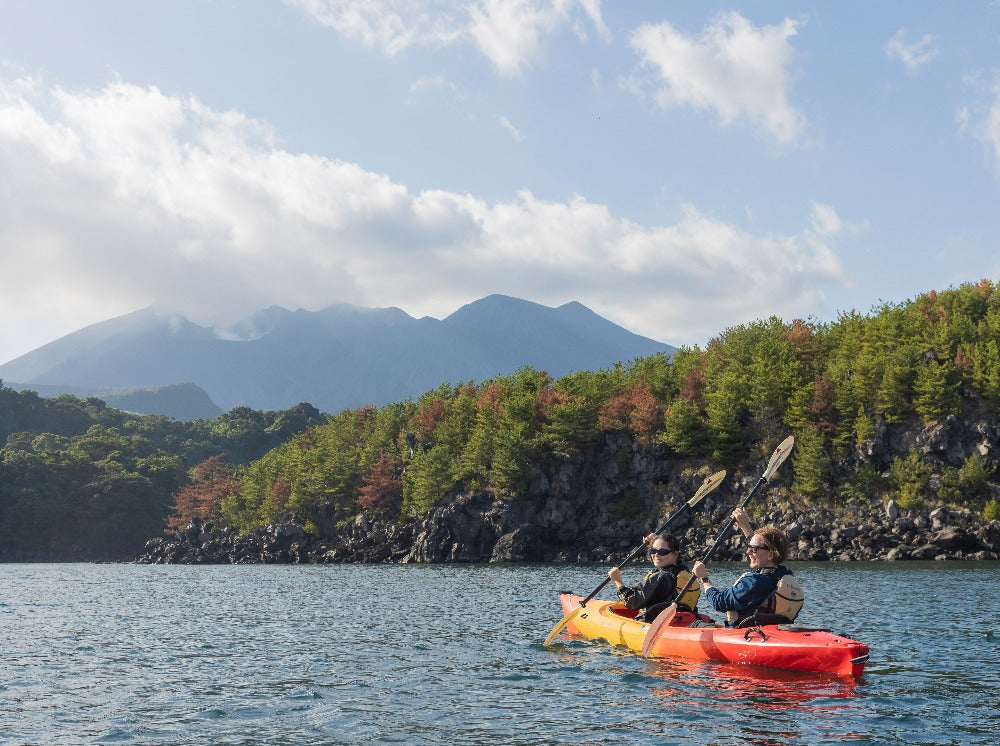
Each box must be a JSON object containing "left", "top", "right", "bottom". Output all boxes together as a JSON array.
[
  {"left": 136, "top": 500, "right": 1000, "bottom": 565},
  {"left": 136, "top": 414, "right": 1000, "bottom": 565}
]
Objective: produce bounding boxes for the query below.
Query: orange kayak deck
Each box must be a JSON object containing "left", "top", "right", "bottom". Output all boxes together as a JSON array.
[{"left": 558, "top": 592, "right": 869, "bottom": 678}]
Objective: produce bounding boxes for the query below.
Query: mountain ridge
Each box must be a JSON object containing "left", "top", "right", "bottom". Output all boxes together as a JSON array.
[{"left": 0, "top": 295, "right": 675, "bottom": 416}]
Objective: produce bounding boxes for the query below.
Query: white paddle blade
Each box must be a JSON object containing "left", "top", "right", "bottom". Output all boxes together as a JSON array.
[
  {"left": 762, "top": 436, "right": 795, "bottom": 480},
  {"left": 688, "top": 469, "right": 726, "bottom": 508}
]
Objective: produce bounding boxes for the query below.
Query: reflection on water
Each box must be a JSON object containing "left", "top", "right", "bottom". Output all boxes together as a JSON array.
[{"left": 649, "top": 656, "right": 859, "bottom": 709}]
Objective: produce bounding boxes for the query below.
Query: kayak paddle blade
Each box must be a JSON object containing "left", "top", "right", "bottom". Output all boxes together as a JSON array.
[
  {"left": 543, "top": 605, "right": 582, "bottom": 647},
  {"left": 641, "top": 602, "right": 677, "bottom": 657},
  {"left": 687, "top": 469, "right": 726, "bottom": 509},
  {"left": 762, "top": 435, "right": 795, "bottom": 481}
]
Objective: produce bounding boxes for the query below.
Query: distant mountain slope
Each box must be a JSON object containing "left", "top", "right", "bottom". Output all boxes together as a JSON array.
[
  {"left": 0, "top": 295, "right": 675, "bottom": 414},
  {"left": 3, "top": 382, "right": 223, "bottom": 421}
]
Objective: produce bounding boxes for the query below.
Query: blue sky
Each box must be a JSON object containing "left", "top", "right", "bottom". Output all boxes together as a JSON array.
[{"left": 1, "top": 1, "right": 999, "bottom": 365}]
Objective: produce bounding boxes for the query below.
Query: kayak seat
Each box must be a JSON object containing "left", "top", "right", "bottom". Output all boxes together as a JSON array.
[
  {"left": 735, "top": 613, "right": 793, "bottom": 628},
  {"left": 637, "top": 601, "right": 700, "bottom": 623},
  {"left": 611, "top": 606, "right": 641, "bottom": 620},
  {"left": 671, "top": 610, "right": 718, "bottom": 627}
]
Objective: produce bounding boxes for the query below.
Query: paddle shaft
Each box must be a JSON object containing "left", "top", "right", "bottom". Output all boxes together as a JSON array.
[
  {"left": 669, "top": 474, "right": 768, "bottom": 608},
  {"left": 578, "top": 500, "right": 694, "bottom": 607}
]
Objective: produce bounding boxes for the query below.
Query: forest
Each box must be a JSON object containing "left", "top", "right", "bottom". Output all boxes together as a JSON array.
[
  {"left": 0, "top": 395, "right": 324, "bottom": 559},
  {"left": 2, "top": 280, "right": 999, "bottom": 561}
]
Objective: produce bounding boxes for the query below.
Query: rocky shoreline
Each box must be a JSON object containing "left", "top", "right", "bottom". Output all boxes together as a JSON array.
[{"left": 136, "top": 500, "right": 1000, "bottom": 565}]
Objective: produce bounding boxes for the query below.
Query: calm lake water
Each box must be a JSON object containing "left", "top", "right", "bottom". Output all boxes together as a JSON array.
[{"left": 1, "top": 561, "right": 998, "bottom": 745}]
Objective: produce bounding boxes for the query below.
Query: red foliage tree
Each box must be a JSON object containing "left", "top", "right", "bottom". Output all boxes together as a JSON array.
[
  {"left": 269, "top": 477, "right": 291, "bottom": 515},
  {"left": 599, "top": 381, "right": 662, "bottom": 442},
  {"left": 679, "top": 366, "right": 706, "bottom": 402},
  {"left": 414, "top": 399, "right": 446, "bottom": 441},
  {"left": 357, "top": 452, "right": 403, "bottom": 516},
  {"left": 476, "top": 383, "right": 506, "bottom": 416},
  {"left": 166, "top": 455, "right": 238, "bottom": 533},
  {"left": 809, "top": 374, "right": 837, "bottom": 433},
  {"left": 535, "top": 386, "right": 568, "bottom": 414}
]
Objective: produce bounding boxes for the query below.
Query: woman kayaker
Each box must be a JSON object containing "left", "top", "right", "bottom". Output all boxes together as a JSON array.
[
  {"left": 608, "top": 533, "right": 700, "bottom": 622},
  {"left": 691, "top": 511, "right": 804, "bottom": 628}
]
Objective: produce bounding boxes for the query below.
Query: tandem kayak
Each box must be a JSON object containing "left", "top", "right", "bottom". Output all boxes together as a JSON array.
[{"left": 557, "top": 592, "right": 870, "bottom": 678}]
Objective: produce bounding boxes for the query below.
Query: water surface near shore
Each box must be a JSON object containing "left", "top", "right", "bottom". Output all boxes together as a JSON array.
[{"left": 1, "top": 561, "right": 998, "bottom": 744}]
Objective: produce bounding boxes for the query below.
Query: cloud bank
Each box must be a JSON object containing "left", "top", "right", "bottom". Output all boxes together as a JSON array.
[{"left": 0, "top": 74, "right": 850, "bottom": 363}]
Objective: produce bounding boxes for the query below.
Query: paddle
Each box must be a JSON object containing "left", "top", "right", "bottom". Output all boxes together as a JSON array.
[
  {"left": 542, "top": 469, "right": 726, "bottom": 648},
  {"left": 640, "top": 435, "right": 794, "bottom": 657}
]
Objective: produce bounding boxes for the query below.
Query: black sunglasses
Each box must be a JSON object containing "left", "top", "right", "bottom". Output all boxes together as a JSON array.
[{"left": 648, "top": 547, "right": 677, "bottom": 556}]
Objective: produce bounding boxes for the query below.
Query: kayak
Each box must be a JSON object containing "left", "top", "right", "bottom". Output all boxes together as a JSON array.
[{"left": 557, "top": 592, "right": 870, "bottom": 678}]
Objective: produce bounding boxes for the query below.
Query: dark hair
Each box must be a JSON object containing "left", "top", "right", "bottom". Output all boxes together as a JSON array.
[
  {"left": 755, "top": 525, "right": 789, "bottom": 564},
  {"left": 651, "top": 533, "right": 681, "bottom": 553}
]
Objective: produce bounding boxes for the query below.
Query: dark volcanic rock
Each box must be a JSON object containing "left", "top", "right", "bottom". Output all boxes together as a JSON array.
[{"left": 135, "top": 415, "right": 1000, "bottom": 566}]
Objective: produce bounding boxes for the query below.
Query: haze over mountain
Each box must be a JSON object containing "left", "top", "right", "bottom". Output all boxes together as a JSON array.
[{"left": 0, "top": 295, "right": 675, "bottom": 416}]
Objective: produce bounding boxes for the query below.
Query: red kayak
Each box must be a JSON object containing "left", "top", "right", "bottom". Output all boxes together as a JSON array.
[{"left": 557, "top": 592, "right": 870, "bottom": 678}]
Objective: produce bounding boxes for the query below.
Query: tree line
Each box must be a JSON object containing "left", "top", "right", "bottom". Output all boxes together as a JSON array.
[
  {"left": 198, "top": 280, "right": 1000, "bottom": 536},
  {"left": 2, "top": 279, "right": 999, "bottom": 560}
]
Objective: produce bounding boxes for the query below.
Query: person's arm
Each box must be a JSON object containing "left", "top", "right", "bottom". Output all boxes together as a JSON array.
[
  {"left": 609, "top": 566, "right": 639, "bottom": 607},
  {"left": 732, "top": 507, "right": 753, "bottom": 539},
  {"left": 702, "top": 572, "right": 777, "bottom": 612}
]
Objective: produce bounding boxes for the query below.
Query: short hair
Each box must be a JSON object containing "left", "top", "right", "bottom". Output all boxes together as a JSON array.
[
  {"left": 754, "top": 525, "right": 789, "bottom": 564},
  {"left": 651, "top": 533, "right": 681, "bottom": 553}
]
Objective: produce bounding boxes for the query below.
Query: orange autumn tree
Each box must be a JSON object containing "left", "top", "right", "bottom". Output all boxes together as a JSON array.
[
  {"left": 166, "top": 455, "right": 239, "bottom": 533},
  {"left": 357, "top": 452, "right": 403, "bottom": 516},
  {"left": 599, "top": 381, "right": 662, "bottom": 442}
]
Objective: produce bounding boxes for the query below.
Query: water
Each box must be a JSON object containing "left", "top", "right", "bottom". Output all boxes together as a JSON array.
[{"left": 1, "top": 561, "right": 998, "bottom": 745}]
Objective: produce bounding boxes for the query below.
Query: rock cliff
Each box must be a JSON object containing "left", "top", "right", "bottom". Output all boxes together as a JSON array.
[{"left": 137, "top": 413, "right": 1000, "bottom": 564}]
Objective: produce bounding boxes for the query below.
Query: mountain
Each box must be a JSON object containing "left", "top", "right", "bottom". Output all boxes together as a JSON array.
[
  {"left": 3, "top": 382, "right": 223, "bottom": 421},
  {"left": 0, "top": 295, "right": 675, "bottom": 415}
]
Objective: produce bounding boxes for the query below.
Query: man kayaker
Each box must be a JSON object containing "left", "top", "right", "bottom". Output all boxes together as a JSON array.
[
  {"left": 691, "top": 509, "right": 804, "bottom": 627},
  {"left": 607, "top": 533, "right": 700, "bottom": 622}
]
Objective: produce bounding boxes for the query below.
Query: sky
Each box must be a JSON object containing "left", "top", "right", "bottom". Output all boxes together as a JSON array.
[{"left": 1, "top": 1, "right": 1000, "bottom": 365}]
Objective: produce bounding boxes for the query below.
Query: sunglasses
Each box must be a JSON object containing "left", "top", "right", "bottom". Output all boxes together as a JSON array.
[
  {"left": 747, "top": 544, "right": 770, "bottom": 553},
  {"left": 648, "top": 548, "right": 677, "bottom": 556}
]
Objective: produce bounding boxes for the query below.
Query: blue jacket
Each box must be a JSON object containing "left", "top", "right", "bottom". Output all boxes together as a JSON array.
[{"left": 703, "top": 566, "right": 787, "bottom": 626}]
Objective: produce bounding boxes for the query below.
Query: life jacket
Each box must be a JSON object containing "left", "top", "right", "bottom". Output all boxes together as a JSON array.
[
  {"left": 635, "top": 564, "right": 701, "bottom": 622},
  {"left": 725, "top": 566, "right": 804, "bottom": 627},
  {"left": 673, "top": 567, "right": 701, "bottom": 612}
]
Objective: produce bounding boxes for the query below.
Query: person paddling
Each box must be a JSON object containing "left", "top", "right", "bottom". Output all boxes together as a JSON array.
[
  {"left": 692, "top": 509, "right": 804, "bottom": 628},
  {"left": 608, "top": 533, "right": 700, "bottom": 622}
]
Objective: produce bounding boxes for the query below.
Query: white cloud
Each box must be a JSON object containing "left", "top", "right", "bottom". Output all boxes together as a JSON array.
[
  {"left": 959, "top": 78, "right": 1000, "bottom": 176},
  {"left": 629, "top": 11, "right": 806, "bottom": 146},
  {"left": 885, "top": 28, "right": 939, "bottom": 72},
  {"left": 284, "top": 0, "right": 464, "bottom": 56},
  {"left": 498, "top": 115, "right": 524, "bottom": 141},
  {"left": 0, "top": 75, "right": 850, "bottom": 362},
  {"left": 809, "top": 202, "right": 842, "bottom": 237},
  {"left": 986, "top": 81, "right": 1000, "bottom": 170},
  {"left": 286, "top": 0, "right": 608, "bottom": 76}
]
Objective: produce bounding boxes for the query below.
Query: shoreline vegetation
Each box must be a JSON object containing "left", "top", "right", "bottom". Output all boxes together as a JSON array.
[{"left": 3, "top": 281, "right": 1000, "bottom": 564}]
